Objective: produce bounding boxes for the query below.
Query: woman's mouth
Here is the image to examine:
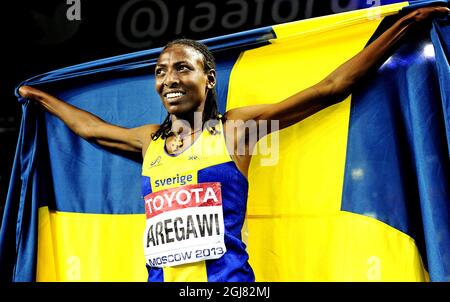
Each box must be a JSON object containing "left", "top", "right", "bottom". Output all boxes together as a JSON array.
[{"left": 164, "top": 91, "right": 185, "bottom": 103}]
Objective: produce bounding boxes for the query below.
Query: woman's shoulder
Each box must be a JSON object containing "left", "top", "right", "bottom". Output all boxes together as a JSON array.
[
  {"left": 136, "top": 124, "right": 161, "bottom": 158},
  {"left": 145, "top": 124, "right": 161, "bottom": 132}
]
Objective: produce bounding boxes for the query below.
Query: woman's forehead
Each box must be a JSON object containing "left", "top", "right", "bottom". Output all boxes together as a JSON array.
[{"left": 157, "top": 45, "right": 204, "bottom": 66}]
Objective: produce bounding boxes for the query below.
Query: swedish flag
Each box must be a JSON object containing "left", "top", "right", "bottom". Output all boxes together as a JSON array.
[{"left": 1, "top": 0, "right": 449, "bottom": 281}]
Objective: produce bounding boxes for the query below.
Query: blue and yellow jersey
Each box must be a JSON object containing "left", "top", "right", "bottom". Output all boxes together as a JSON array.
[{"left": 141, "top": 120, "right": 254, "bottom": 282}]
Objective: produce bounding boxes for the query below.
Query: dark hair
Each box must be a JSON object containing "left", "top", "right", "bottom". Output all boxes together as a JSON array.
[{"left": 151, "top": 39, "right": 221, "bottom": 141}]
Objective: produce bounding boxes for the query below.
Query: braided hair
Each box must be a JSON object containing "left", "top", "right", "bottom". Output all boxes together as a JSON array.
[{"left": 151, "top": 39, "right": 222, "bottom": 141}]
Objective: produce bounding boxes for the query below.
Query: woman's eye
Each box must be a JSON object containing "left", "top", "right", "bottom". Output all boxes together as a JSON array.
[
  {"left": 178, "top": 66, "right": 189, "bottom": 71},
  {"left": 155, "top": 69, "right": 165, "bottom": 76}
]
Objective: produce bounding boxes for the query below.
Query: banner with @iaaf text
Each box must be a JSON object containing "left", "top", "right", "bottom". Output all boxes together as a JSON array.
[{"left": 1, "top": 0, "right": 449, "bottom": 281}]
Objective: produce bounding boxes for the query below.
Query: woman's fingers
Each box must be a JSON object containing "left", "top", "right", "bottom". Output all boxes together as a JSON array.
[
  {"left": 18, "top": 85, "right": 33, "bottom": 98},
  {"left": 412, "top": 6, "right": 450, "bottom": 22},
  {"left": 18, "top": 85, "right": 45, "bottom": 100}
]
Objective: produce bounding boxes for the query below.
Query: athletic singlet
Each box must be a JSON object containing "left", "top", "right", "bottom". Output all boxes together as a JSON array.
[{"left": 141, "top": 120, "right": 254, "bottom": 282}]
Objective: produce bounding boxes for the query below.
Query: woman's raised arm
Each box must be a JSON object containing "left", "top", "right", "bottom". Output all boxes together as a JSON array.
[
  {"left": 19, "top": 85, "right": 158, "bottom": 154},
  {"left": 225, "top": 6, "right": 450, "bottom": 130}
]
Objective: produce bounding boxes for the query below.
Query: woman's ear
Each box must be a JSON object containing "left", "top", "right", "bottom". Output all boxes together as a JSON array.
[{"left": 207, "top": 69, "right": 216, "bottom": 89}]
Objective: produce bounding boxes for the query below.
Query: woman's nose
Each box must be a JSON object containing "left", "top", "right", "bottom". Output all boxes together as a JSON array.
[{"left": 163, "top": 70, "right": 179, "bottom": 87}]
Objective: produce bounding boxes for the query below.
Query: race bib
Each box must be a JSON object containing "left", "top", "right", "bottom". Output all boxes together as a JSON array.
[{"left": 143, "top": 182, "right": 226, "bottom": 267}]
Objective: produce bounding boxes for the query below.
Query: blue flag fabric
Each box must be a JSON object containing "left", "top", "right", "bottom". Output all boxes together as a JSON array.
[{"left": 342, "top": 17, "right": 450, "bottom": 281}]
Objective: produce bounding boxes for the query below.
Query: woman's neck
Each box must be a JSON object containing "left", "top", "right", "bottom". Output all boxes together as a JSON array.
[{"left": 170, "top": 111, "right": 203, "bottom": 134}]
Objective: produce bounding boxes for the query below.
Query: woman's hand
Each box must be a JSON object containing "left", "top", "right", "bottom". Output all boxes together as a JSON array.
[
  {"left": 403, "top": 5, "right": 450, "bottom": 23},
  {"left": 18, "top": 85, "right": 41, "bottom": 100}
]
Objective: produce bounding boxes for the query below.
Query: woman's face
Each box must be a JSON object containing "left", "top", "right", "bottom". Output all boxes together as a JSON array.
[{"left": 155, "top": 45, "right": 215, "bottom": 117}]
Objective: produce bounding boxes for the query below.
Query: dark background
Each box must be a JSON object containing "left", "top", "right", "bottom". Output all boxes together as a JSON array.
[{"left": 0, "top": 0, "right": 402, "bottom": 219}]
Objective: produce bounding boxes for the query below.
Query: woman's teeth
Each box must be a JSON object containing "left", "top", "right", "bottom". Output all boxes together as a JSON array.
[{"left": 166, "top": 92, "right": 184, "bottom": 99}]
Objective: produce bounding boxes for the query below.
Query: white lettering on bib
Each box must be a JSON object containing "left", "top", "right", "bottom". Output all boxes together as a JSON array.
[{"left": 143, "top": 182, "right": 226, "bottom": 267}]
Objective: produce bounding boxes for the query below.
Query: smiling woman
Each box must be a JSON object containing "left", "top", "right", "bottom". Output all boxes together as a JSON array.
[
  {"left": 151, "top": 39, "right": 220, "bottom": 154},
  {"left": 16, "top": 4, "right": 450, "bottom": 282}
]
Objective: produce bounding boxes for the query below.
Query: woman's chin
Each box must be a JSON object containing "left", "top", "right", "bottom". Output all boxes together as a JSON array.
[
  {"left": 165, "top": 104, "right": 197, "bottom": 116},
  {"left": 166, "top": 106, "right": 189, "bottom": 117},
  {"left": 164, "top": 101, "right": 203, "bottom": 117}
]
